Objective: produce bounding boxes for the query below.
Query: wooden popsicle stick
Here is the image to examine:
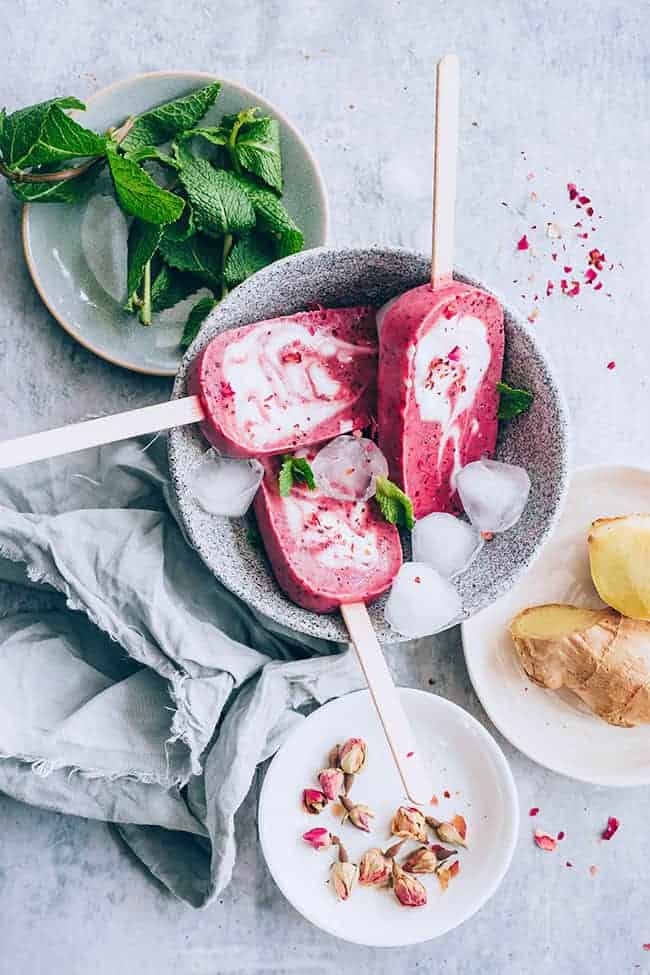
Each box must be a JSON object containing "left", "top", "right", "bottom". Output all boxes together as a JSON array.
[
  {"left": 431, "top": 53, "right": 460, "bottom": 289},
  {"left": 341, "top": 601, "right": 430, "bottom": 805},
  {"left": 0, "top": 395, "right": 204, "bottom": 471}
]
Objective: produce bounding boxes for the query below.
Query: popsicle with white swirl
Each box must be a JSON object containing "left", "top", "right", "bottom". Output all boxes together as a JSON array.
[
  {"left": 189, "top": 306, "right": 377, "bottom": 459},
  {"left": 377, "top": 282, "right": 504, "bottom": 519}
]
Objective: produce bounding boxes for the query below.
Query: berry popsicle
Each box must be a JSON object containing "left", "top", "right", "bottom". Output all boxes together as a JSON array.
[
  {"left": 253, "top": 452, "right": 402, "bottom": 613},
  {"left": 189, "top": 306, "right": 377, "bottom": 459},
  {"left": 377, "top": 281, "right": 504, "bottom": 519}
]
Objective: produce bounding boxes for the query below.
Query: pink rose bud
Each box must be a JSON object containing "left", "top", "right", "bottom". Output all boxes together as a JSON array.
[
  {"left": 331, "top": 860, "right": 357, "bottom": 901},
  {"left": 402, "top": 845, "right": 438, "bottom": 874},
  {"left": 302, "top": 788, "right": 328, "bottom": 815},
  {"left": 338, "top": 737, "right": 367, "bottom": 774},
  {"left": 434, "top": 814, "right": 468, "bottom": 848},
  {"left": 392, "top": 861, "right": 427, "bottom": 907},
  {"left": 318, "top": 767, "right": 344, "bottom": 801},
  {"left": 390, "top": 805, "right": 428, "bottom": 843},
  {"left": 340, "top": 794, "right": 374, "bottom": 832},
  {"left": 302, "top": 827, "right": 333, "bottom": 851},
  {"left": 358, "top": 848, "right": 391, "bottom": 887}
]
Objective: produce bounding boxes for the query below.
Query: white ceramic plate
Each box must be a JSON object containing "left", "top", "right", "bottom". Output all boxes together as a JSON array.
[
  {"left": 22, "top": 71, "right": 328, "bottom": 376},
  {"left": 462, "top": 464, "right": 650, "bottom": 787},
  {"left": 258, "top": 688, "right": 518, "bottom": 946}
]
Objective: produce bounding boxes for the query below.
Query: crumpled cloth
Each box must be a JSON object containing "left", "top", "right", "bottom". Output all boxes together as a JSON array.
[{"left": 0, "top": 435, "right": 364, "bottom": 907}]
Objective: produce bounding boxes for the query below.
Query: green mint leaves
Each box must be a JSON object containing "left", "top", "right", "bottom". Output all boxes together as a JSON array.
[
  {"left": 278, "top": 456, "right": 316, "bottom": 497},
  {"left": 374, "top": 476, "right": 415, "bottom": 530},
  {"left": 180, "top": 296, "right": 218, "bottom": 349},
  {"left": 0, "top": 81, "right": 304, "bottom": 342},
  {"left": 121, "top": 82, "right": 221, "bottom": 154},
  {"left": 496, "top": 381, "right": 534, "bottom": 420}
]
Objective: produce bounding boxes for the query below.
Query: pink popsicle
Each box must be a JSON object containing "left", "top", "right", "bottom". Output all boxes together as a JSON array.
[
  {"left": 189, "top": 307, "right": 377, "bottom": 459},
  {"left": 378, "top": 282, "right": 504, "bottom": 519},
  {"left": 253, "top": 452, "right": 402, "bottom": 613}
]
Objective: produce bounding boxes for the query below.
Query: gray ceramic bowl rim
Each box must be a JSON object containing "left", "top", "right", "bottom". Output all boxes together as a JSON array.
[
  {"left": 168, "top": 245, "right": 571, "bottom": 643},
  {"left": 21, "top": 69, "right": 330, "bottom": 377}
]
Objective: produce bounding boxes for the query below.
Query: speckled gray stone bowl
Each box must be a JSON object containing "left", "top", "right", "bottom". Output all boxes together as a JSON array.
[{"left": 168, "top": 247, "right": 570, "bottom": 643}]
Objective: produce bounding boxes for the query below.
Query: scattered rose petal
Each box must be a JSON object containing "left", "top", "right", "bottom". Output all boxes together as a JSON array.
[
  {"left": 585, "top": 268, "right": 598, "bottom": 283},
  {"left": 557, "top": 831, "right": 565, "bottom": 841},
  {"left": 607, "top": 360, "right": 616, "bottom": 370},
  {"left": 566, "top": 861, "right": 573, "bottom": 868},
  {"left": 590, "top": 865, "right": 599, "bottom": 876},
  {"left": 567, "top": 182, "right": 578, "bottom": 201},
  {"left": 601, "top": 816, "right": 619, "bottom": 840},
  {"left": 546, "top": 281, "right": 554, "bottom": 296},
  {"left": 517, "top": 234, "right": 529, "bottom": 251},
  {"left": 430, "top": 795, "right": 439, "bottom": 806},
  {"left": 643, "top": 945, "right": 650, "bottom": 952},
  {"left": 534, "top": 830, "right": 558, "bottom": 852},
  {"left": 529, "top": 807, "right": 540, "bottom": 816},
  {"left": 443, "top": 790, "right": 450, "bottom": 799}
]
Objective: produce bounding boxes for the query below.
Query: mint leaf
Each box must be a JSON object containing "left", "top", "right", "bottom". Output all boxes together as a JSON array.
[
  {"left": 126, "top": 220, "right": 163, "bottom": 301},
  {"left": 239, "top": 180, "right": 303, "bottom": 256},
  {"left": 107, "top": 146, "right": 184, "bottom": 224},
  {"left": 180, "top": 296, "right": 218, "bottom": 348},
  {"left": 159, "top": 231, "right": 222, "bottom": 285},
  {"left": 8, "top": 162, "right": 102, "bottom": 203},
  {"left": 224, "top": 235, "right": 274, "bottom": 286},
  {"left": 278, "top": 455, "right": 316, "bottom": 497},
  {"left": 163, "top": 204, "right": 196, "bottom": 242},
  {"left": 230, "top": 113, "right": 282, "bottom": 192},
  {"left": 374, "top": 475, "right": 415, "bottom": 530},
  {"left": 178, "top": 158, "right": 255, "bottom": 237},
  {"left": 151, "top": 264, "right": 204, "bottom": 313},
  {"left": 182, "top": 126, "right": 228, "bottom": 148},
  {"left": 496, "top": 381, "right": 534, "bottom": 420},
  {"left": 122, "top": 82, "right": 221, "bottom": 153},
  {"left": 123, "top": 145, "right": 180, "bottom": 169},
  {"left": 0, "top": 96, "right": 87, "bottom": 169}
]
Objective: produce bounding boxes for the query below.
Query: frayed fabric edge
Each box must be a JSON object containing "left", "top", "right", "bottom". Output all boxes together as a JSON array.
[{"left": 0, "top": 750, "right": 188, "bottom": 789}]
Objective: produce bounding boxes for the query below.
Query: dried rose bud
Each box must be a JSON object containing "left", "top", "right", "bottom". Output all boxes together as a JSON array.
[
  {"left": 302, "top": 827, "right": 333, "bottom": 851},
  {"left": 318, "top": 768, "right": 344, "bottom": 801},
  {"left": 302, "top": 788, "right": 328, "bottom": 815},
  {"left": 392, "top": 861, "right": 427, "bottom": 907},
  {"left": 437, "top": 859, "right": 460, "bottom": 892},
  {"left": 340, "top": 794, "right": 374, "bottom": 832},
  {"left": 402, "top": 845, "right": 438, "bottom": 874},
  {"left": 327, "top": 744, "right": 341, "bottom": 768},
  {"left": 433, "top": 814, "right": 468, "bottom": 848},
  {"left": 391, "top": 805, "right": 428, "bottom": 843},
  {"left": 331, "top": 841, "right": 357, "bottom": 901},
  {"left": 430, "top": 843, "right": 457, "bottom": 863},
  {"left": 358, "top": 847, "right": 391, "bottom": 887},
  {"left": 343, "top": 771, "right": 355, "bottom": 796},
  {"left": 384, "top": 838, "right": 406, "bottom": 859},
  {"left": 338, "top": 737, "right": 367, "bottom": 774}
]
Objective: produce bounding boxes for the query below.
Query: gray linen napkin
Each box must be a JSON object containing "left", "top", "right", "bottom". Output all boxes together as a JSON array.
[{"left": 0, "top": 435, "right": 363, "bottom": 907}]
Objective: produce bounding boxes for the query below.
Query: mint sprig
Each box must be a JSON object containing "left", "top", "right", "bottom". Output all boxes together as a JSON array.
[
  {"left": 180, "top": 296, "right": 218, "bottom": 349},
  {"left": 374, "top": 476, "right": 415, "bottom": 530},
  {"left": 496, "top": 381, "right": 534, "bottom": 420},
  {"left": 278, "top": 456, "right": 316, "bottom": 497}
]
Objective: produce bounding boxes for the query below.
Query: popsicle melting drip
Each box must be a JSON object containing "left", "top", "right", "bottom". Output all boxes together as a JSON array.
[
  {"left": 378, "top": 282, "right": 504, "bottom": 519},
  {"left": 253, "top": 452, "right": 402, "bottom": 613},
  {"left": 190, "top": 306, "right": 378, "bottom": 459}
]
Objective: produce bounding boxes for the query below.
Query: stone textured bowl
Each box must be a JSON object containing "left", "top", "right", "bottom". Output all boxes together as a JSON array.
[{"left": 168, "top": 247, "right": 570, "bottom": 643}]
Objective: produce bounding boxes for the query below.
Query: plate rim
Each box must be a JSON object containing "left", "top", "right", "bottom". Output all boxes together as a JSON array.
[
  {"left": 461, "top": 461, "right": 650, "bottom": 788},
  {"left": 21, "top": 68, "right": 330, "bottom": 377},
  {"left": 258, "top": 686, "right": 520, "bottom": 947}
]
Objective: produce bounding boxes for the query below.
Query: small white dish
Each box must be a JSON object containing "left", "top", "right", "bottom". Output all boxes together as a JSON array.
[
  {"left": 258, "top": 687, "right": 518, "bottom": 947},
  {"left": 462, "top": 464, "right": 650, "bottom": 787}
]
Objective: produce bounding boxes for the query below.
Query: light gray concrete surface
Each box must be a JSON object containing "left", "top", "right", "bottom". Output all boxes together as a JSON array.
[{"left": 1, "top": 1, "right": 649, "bottom": 971}]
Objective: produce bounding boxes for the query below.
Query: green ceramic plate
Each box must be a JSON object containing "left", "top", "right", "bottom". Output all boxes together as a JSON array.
[{"left": 22, "top": 71, "right": 329, "bottom": 376}]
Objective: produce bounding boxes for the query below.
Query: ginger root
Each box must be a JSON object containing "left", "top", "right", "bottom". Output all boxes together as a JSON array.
[
  {"left": 509, "top": 603, "right": 650, "bottom": 726},
  {"left": 589, "top": 514, "right": 650, "bottom": 620}
]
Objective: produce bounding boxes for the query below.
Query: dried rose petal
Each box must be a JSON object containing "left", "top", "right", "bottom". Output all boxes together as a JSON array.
[
  {"left": 318, "top": 768, "right": 344, "bottom": 802},
  {"left": 437, "top": 859, "right": 460, "bottom": 892},
  {"left": 557, "top": 830, "right": 565, "bottom": 841},
  {"left": 567, "top": 182, "right": 578, "bottom": 201},
  {"left": 403, "top": 845, "right": 439, "bottom": 874},
  {"left": 392, "top": 806, "right": 428, "bottom": 843},
  {"left": 392, "top": 861, "right": 427, "bottom": 907},
  {"left": 302, "top": 788, "right": 328, "bottom": 815},
  {"left": 338, "top": 738, "right": 367, "bottom": 775},
  {"left": 331, "top": 860, "right": 357, "bottom": 901},
  {"left": 589, "top": 864, "right": 599, "bottom": 876},
  {"left": 534, "top": 830, "right": 558, "bottom": 852},
  {"left": 430, "top": 843, "right": 457, "bottom": 863},
  {"left": 517, "top": 234, "right": 529, "bottom": 251},
  {"left": 358, "top": 847, "right": 391, "bottom": 887},
  {"left": 589, "top": 248, "right": 606, "bottom": 269},
  {"left": 529, "top": 807, "right": 540, "bottom": 817},
  {"left": 601, "top": 816, "right": 619, "bottom": 840},
  {"left": 584, "top": 268, "right": 598, "bottom": 284},
  {"left": 302, "top": 827, "right": 333, "bottom": 851},
  {"left": 607, "top": 361, "right": 616, "bottom": 371}
]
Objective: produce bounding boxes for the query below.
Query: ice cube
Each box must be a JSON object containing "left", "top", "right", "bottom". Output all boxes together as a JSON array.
[
  {"left": 456, "top": 458, "right": 531, "bottom": 533},
  {"left": 384, "top": 562, "right": 463, "bottom": 639},
  {"left": 187, "top": 448, "right": 263, "bottom": 517},
  {"left": 412, "top": 513, "right": 483, "bottom": 578},
  {"left": 81, "top": 194, "right": 128, "bottom": 302},
  {"left": 311, "top": 435, "right": 388, "bottom": 502}
]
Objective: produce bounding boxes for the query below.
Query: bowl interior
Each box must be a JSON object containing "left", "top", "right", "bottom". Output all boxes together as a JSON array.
[
  {"left": 168, "top": 247, "right": 569, "bottom": 643},
  {"left": 22, "top": 71, "right": 328, "bottom": 376}
]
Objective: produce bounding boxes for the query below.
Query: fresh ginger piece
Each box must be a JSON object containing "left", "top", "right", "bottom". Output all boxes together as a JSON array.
[
  {"left": 589, "top": 514, "right": 650, "bottom": 620},
  {"left": 509, "top": 603, "right": 650, "bottom": 726}
]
